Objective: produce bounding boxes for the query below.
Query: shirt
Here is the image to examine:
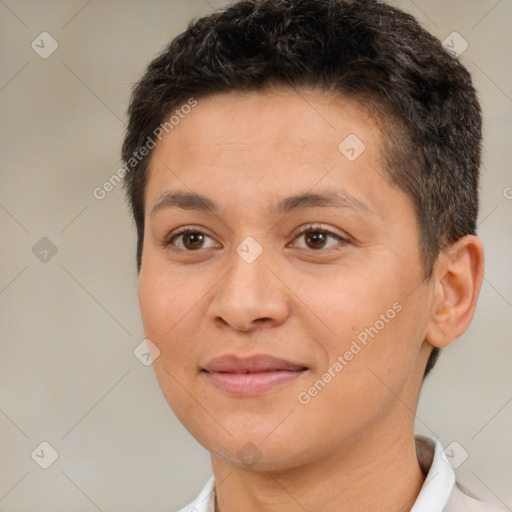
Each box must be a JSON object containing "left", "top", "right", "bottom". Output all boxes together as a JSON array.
[{"left": 177, "top": 435, "right": 506, "bottom": 512}]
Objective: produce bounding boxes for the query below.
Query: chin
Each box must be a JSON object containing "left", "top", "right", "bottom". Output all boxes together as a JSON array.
[
  {"left": 211, "top": 442, "right": 304, "bottom": 472},
  {"left": 193, "top": 426, "right": 323, "bottom": 473}
]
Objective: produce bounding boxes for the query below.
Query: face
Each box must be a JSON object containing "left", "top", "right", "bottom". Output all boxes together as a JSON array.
[{"left": 138, "top": 88, "right": 435, "bottom": 471}]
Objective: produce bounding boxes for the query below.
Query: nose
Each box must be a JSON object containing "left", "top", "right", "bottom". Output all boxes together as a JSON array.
[{"left": 207, "top": 240, "right": 290, "bottom": 332}]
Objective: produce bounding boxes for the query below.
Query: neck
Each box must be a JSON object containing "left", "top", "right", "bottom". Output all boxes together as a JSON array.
[{"left": 211, "top": 423, "right": 425, "bottom": 512}]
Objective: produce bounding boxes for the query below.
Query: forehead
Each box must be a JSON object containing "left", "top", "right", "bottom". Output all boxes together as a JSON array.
[
  {"left": 144, "top": 88, "right": 400, "bottom": 219},
  {"left": 151, "top": 88, "right": 382, "bottom": 160}
]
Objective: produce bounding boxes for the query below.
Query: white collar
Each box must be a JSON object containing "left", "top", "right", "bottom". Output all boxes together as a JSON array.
[
  {"left": 178, "top": 435, "right": 497, "bottom": 512},
  {"left": 410, "top": 435, "right": 455, "bottom": 511}
]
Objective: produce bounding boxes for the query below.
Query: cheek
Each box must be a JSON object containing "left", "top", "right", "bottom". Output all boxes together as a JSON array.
[
  {"left": 138, "top": 265, "right": 199, "bottom": 343},
  {"left": 334, "top": 297, "right": 426, "bottom": 409},
  {"left": 138, "top": 267, "right": 203, "bottom": 413},
  {"left": 311, "top": 267, "right": 424, "bottom": 385},
  {"left": 309, "top": 270, "right": 396, "bottom": 343},
  {"left": 137, "top": 267, "right": 210, "bottom": 397}
]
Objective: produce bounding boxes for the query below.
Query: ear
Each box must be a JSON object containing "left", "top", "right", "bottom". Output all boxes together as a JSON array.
[{"left": 426, "top": 235, "right": 484, "bottom": 349}]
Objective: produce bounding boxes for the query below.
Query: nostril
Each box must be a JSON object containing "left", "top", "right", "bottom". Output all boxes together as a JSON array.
[{"left": 255, "top": 317, "right": 272, "bottom": 324}]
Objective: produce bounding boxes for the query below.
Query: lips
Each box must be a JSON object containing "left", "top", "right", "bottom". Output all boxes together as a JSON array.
[
  {"left": 202, "top": 354, "right": 308, "bottom": 396},
  {"left": 204, "top": 354, "right": 307, "bottom": 373}
]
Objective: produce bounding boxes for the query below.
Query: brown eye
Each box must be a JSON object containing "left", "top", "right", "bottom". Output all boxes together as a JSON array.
[
  {"left": 291, "top": 225, "right": 349, "bottom": 251},
  {"left": 166, "top": 227, "right": 219, "bottom": 251},
  {"left": 304, "top": 231, "right": 329, "bottom": 249},
  {"left": 181, "top": 232, "right": 206, "bottom": 250}
]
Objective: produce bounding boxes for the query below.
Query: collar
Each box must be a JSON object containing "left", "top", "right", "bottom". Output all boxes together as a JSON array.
[
  {"left": 180, "top": 435, "right": 457, "bottom": 512},
  {"left": 410, "top": 435, "right": 456, "bottom": 511}
]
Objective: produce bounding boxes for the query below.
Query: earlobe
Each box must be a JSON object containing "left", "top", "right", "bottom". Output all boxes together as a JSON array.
[{"left": 425, "top": 235, "right": 485, "bottom": 349}]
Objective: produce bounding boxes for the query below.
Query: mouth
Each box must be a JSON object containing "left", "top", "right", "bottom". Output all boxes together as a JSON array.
[{"left": 201, "top": 354, "right": 309, "bottom": 396}]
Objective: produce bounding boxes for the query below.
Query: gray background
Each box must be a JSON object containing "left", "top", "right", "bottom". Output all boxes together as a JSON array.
[{"left": 0, "top": 0, "right": 511, "bottom": 510}]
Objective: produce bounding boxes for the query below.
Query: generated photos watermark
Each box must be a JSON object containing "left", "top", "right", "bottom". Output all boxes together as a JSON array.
[
  {"left": 93, "top": 97, "right": 198, "bottom": 200},
  {"left": 297, "top": 301, "right": 403, "bottom": 405}
]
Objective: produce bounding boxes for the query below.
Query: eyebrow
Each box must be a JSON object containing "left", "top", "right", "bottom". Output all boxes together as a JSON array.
[{"left": 150, "top": 189, "right": 376, "bottom": 217}]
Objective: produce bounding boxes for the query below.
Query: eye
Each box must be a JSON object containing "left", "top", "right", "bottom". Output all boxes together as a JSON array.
[
  {"left": 165, "top": 226, "right": 220, "bottom": 251},
  {"left": 164, "top": 224, "right": 349, "bottom": 252},
  {"left": 290, "top": 224, "right": 350, "bottom": 251}
]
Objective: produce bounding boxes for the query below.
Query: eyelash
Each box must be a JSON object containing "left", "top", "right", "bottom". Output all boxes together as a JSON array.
[{"left": 163, "top": 224, "right": 350, "bottom": 253}]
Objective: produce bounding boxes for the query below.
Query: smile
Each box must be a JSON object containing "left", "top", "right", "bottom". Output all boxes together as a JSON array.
[
  {"left": 202, "top": 369, "right": 307, "bottom": 395},
  {"left": 202, "top": 354, "right": 309, "bottom": 396}
]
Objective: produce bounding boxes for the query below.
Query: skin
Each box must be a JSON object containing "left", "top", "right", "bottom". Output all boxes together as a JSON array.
[{"left": 138, "top": 87, "right": 484, "bottom": 512}]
